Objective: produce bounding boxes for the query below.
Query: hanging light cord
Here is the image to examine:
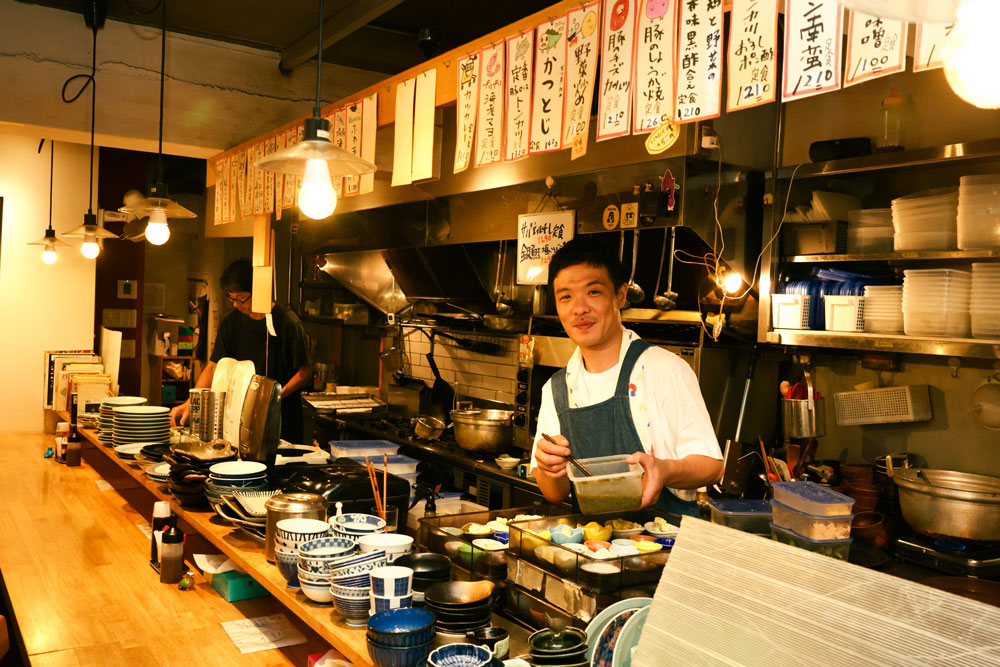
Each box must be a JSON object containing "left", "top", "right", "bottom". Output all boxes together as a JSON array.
[
  {"left": 61, "top": 24, "right": 98, "bottom": 215},
  {"left": 157, "top": 0, "right": 166, "bottom": 183},
  {"left": 48, "top": 140, "right": 55, "bottom": 231},
  {"left": 313, "top": 0, "right": 324, "bottom": 118}
]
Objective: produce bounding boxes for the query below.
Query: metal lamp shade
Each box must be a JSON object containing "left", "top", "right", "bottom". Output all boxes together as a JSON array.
[{"left": 119, "top": 195, "right": 196, "bottom": 219}]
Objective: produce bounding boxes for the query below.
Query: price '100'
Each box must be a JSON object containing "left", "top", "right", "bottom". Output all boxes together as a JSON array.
[
  {"left": 855, "top": 55, "right": 890, "bottom": 73},
  {"left": 742, "top": 82, "right": 771, "bottom": 100}
]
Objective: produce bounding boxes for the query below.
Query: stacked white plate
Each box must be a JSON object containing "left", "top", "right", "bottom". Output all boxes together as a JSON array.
[
  {"left": 208, "top": 461, "right": 268, "bottom": 489},
  {"left": 902, "top": 269, "right": 971, "bottom": 337},
  {"left": 863, "top": 285, "right": 903, "bottom": 333},
  {"left": 958, "top": 174, "right": 1000, "bottom": 249},
  {"left": 971, "top": 263, "right": 1000, "bottom": 338},
  {"left": 112, "top": 405, "right": 170, "bottom": 445},
  {"left": 99, "top": 396, "right": 147, "bottom": 443},
  {"left": 145, "top": 462, "right": 172, "bottom": 484},
  {"left": 848, "top": 209, "right": 893, "bottom": 253},
  {"left": 891, "top": 188, "right": 959, "bottom": 251}
]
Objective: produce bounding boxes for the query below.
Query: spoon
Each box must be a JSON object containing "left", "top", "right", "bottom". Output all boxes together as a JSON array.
[
  {"left": 626, "top": 229, "right": 645, "bottom": 304},
  {"left": 541, "top": 433, "right": 593, "bottom": 476},
  {"left": 494, "top": 240, "right": 514, "bottom": 316},
  {"left": 653, "top": 226, "right": 678, "bottom": 310}
]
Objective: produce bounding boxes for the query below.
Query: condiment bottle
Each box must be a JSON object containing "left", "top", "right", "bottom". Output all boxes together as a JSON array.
[
  {"left": 878, "top": 88, "right": 905, "bottom": 153},
  {"left": 150, "top": 501, "right": 172, "bottom": 567},
  {"left": 159, "top": 519, "right": 185, "bottom": 584}
]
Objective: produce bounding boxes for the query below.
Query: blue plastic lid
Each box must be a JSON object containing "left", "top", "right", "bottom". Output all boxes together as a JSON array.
[
  {"left": 772, "top": 481, "right": 853, "bottom": 505},
  {"left": 770, "top": 522, "right": 853, "bottom": 545},
  {"left": 708, "top": 499, "right": 772, "bottom": 516}
]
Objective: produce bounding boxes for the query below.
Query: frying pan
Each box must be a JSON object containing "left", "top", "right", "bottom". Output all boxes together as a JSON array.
[{"left": 426, "top": 331, "right": 455, "bottom": 424}]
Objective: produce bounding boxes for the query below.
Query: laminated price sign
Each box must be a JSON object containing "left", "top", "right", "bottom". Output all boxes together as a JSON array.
[
  {"left": 530, "top": 16, "right": 567, "bottom": 154},
  {"left": 517, "top": 210, "right": 576, "bottom": 285},
  {"left": 562, "top": 1, "right": 601, "bottom": 159},
  {"left": 475, "top": 42, "right": 505, "bottom": 167},
  {"left": 674, "top": 0, "right": 723, "bottom": 123},
  {"left": 726, "top": 0, "right": 778, "bottom": 112},
  {"left": 634, "top": 0, "right": 679, "bottom": 132},
  {"left": 597, "top": 0, "right": 637, "bottom": 141},
  {"left": 505, "top": 31, "right": 534, "bottom": 162},
  {"left": 782, "top": 0, "right": 842, "bottom": 102},
  {"left": 844, "top": 10, "right": 907, "bottom": 87}
]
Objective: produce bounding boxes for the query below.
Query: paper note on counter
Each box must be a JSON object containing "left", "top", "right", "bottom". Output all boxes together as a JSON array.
[
  {"left": 221, "top": 614, "right": 307, "bottom": 654},
  {"left": 194, "top": 553, "right": 238, "bottom": 574}
]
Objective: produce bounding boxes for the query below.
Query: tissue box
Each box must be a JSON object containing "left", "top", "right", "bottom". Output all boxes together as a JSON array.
[{"left": 210, "top": 570, "right": 270, "bottom": 602}]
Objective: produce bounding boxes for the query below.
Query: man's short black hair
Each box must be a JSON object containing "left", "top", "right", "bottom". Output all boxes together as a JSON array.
[
  {"left": 548, "top": 236, "right": 629, "bottom": 291},
  {"left": 220, "top": 258, "right": 253, "bottom": 293}
]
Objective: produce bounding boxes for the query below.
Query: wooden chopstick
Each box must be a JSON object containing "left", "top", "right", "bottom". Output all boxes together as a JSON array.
[
  {"left": 382, "top": 453, "right": 388, "bottom": 522},
  {"left": 365, "top": 456, "right": 383, "bottom": 518},
  {"left": 541, "top": 433, "right": 593, "bottom": 477}
]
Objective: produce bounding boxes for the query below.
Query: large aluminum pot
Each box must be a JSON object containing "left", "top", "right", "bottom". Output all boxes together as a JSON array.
[
  {"left": 264, "top": 492, "right": 327, "bottom": 562},
  {"left": 887, "top": 457, "right": 1000, "bottom": 541},
  {"left": 450, "top": 404, "right": 513, "bottom": 452}
]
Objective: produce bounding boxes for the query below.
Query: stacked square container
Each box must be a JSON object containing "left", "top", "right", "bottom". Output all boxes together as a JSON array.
[
  {"left": 891, "top": 188, "right": 959, "bottom": 251},
  {"left": 847, "top": 208, "right": 893, "bottom": 253},
  {"left": 972, "top": 263, "right": 1000, "bottom": 338},
  {"left": 863, "top": 285, "right": 903, "bottom": 333},
  {"left": 902, "top": 269, "right": 971, "bottom": 337},
  {"left": 769, "top": 481, "right": 854, "bottom": 560},
  {"left": 958, "top": 174, "right": 1000, "bottom": 249}
]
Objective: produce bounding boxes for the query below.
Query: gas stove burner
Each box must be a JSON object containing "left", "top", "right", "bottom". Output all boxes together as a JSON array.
[{"left": 896, "top": 533, "right": 1000, "bottom": 579}]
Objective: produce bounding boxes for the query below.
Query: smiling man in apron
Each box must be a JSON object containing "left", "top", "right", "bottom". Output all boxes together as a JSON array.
[{"left": 529, "top": 237, "right": 723, "bottom": 516}]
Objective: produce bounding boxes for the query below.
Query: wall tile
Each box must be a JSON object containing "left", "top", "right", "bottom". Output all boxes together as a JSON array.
[
  {"left": 482, "top": 375, "right": 514, "bottom": 392},
  {"left": 465, "top": 387, "right": 497, "bottom": 401}
]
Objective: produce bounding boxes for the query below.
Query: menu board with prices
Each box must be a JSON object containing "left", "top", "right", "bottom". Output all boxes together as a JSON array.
[
  {"left": 597, "top": 0, "right": 636, "bottom": 141},
  {"left": 562, "top": 1, "right": 601, "bottom": 158},
  {"left": 675, "top": 0, "right": 723, "bottom": 123},
  {"left": 844, "top": 10, "right": 907, "bottom": 87},
  {"left": 634, "top": 0, "right": 678, "bottom": 132},
  {"left": 782, "top": 0, "right": 842, "bottom": 102},
  {"left": 360, "top": 94, "right": 377, "bottom": 195},
  {"left": 454, "top": 52, "right": 480, "bottom": 173},
  {"left": 344, "top": 102, "right": 364, "bottom": 195},
  {"left": 333, "top": 108, "right": 347, "bottom": 199},
  {"left": 529, "top": 16, "right": 567, "bottom": 154},
  {"left": 476, "top": 42, "right": 505, "bottom": 167},
  {"left": 264, "top": 137, "right": 275, "bottom": 214},
  {"left": 505, "top": 31, "right": 534, "bottom": 161},
  {"left": 913, "top": 22, "right": 953, "bottom": 72},
  {"left": 726, "top": 0, "right": 778, "bottom": 112},
  {"left": 517, "top": 210, "right": 576, "bottom": 285}
]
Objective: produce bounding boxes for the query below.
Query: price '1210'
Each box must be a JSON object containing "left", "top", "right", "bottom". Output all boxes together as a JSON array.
[{"left": 742, "top": 82, "right": 771, "bottom": 100}]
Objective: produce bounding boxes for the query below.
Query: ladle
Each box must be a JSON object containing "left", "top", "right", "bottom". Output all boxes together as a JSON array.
[
  {"left": 494, "top": 240, "right": 514, "bottom": 316},
  {"left": 653, "top": 226, "right": 678, "bottom": 310},
  {"left": 625, "top": 229, "right": 645, "bottom": 304}
]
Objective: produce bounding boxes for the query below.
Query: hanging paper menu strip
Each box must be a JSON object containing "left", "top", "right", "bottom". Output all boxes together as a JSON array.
[
  {"left": 913, "top": 22, "right": 953, "bottom": 72},
  {"left": 505, "top": 31, "right": 534, "bottom": 162},
  {"left": 782, "top": 0, "right": 843, "bottom": 102},
  {"left": 475, "top": 42, "right": 505, "bottom": 167},
  {"left": 726, "top": 0, "right": 778, "bottom": 112},
  {"left": 844, "top": 10, "right": 907, "bottom": 86},
  {"left": 529, "top": 16, "right": 567, "bottom": 154},
  {"left": 563, "top": 1, "right": 601, "bottom": 159},
  {"left": 412, "top": 69, "right": 437, "bottom": 182},
  {"left": 237, "top": 150, "right": 247, "bottom": 217},
  {"left": 345, "top": 102, "right": 363, "bottom": 196},
  {"left": 273, "top": 132, "right": 284, "bottom": 220},
  {"left": 392, "top": 77, "right": 415, "bottom": 187},
  {"left": 333, "top": 108, "right": 347, "bottom": 200},
  {"left": 360, "top": 93, "right": 377, "bottom": 195},
  {"left": 634, "top": 0, "right": 679, "bottom": 132},
  {"left": 455, "top": 52, "right": 480, "bottom": 173},
  {"left": 674, "top": 0, "right": 723, "bottom": 123},
  {"left": 253, "top": 143, "right": 264, "bottom": 215},
  {"left": 214, "top": 160, "right": 223, "bottom": 223},
  {"left": 223, "top": 156, "right": 232, "bottom": 222},
  {"left": 597, "top": 0, "right": 636, "bottom": 141},
  {"left": 282, "top": 130, "right": 296, "bottom": 209},
  {"left": 517, "top": 210, "right": 576, "bottom": 285},
  {"left": 229, "top": 153, "right": 239, "bottom": 221},
  {"left": 264, "top": 137, "right": 275, "bottom": 214}
]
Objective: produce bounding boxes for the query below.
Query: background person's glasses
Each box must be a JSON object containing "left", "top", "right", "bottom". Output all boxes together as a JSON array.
[{"left": 226, "top": 293, "right": 251, "bottom": 306}]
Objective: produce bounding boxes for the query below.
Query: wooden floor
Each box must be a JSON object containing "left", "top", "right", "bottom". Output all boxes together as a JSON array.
[{"left": 0, "top": 433, "right": 328, "bottom": 666}]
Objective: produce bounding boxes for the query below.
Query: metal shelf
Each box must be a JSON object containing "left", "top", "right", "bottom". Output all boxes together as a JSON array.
[
  {"left": 784, "top": 250, "right": 1000, "bottom": 263},
  {"left": 769, "top": 329, "right": 1000, "bottom": 359}
]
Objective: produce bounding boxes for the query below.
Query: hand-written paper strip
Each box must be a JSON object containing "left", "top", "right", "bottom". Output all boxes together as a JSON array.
[
  {"left": 675, "top": 0, "right": 723, "bottom": 123},
  {"left": 597, "top": 0, "right": 636, "bottom": 141},
  {"left": 844, "top": 10, "right": 907, "bottom": 86},
  {"left": 412, "top": 69, "right": 437, "bottom": 182},
  {"left": 214, "top": 160, "right": 223, "bottom": 223},
  {"left": 562, "top": 1, "right": 601, "bottom": 159},
  {"left": 455, "top": 52, "right": 480, "bottom": 173},
  {"left": 727, "top": 0, "right": 778, "bottom": 112},
  {"left": 782, "top": 0, "right": 842, "bottom": 102},
  {"left": 530, "top": 16, "right": 567, "bottom": 154},
  {"left": 333, "top": 108, "right": 347, "bottom": 199},
  {"left": 360, "top": 93, "right": 377, "bottom": 194},
  {"left": 344, "top": 102, "right": 363, "bottom": 195},
  {"left": 517, "top": 210, "right": 576, "bottom": 285},
  {"left": 634, "top": 0, "right": 678, "bottom": 132},
  {"left": 475, "top": 42, "right": 505, "bottom": 167},
  {"left": 505, "top": 31, "right": 534, "bottom": 162},
  {"left": 913, "top": 22, "right": 953, "bottom": 72}
]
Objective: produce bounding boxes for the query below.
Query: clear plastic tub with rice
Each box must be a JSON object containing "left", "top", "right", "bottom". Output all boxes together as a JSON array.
[
  {"left": 566, "top": 455, "right": 643, "bottom": 515},
  {"left": 770, "top": 498, "right": 853, "bottom": 540},
  {"left": 771, "top": 481, "right": 855, "bottom": 516},
  {"left": 769, "top": 522, "right": 853, "bottom": 560}
]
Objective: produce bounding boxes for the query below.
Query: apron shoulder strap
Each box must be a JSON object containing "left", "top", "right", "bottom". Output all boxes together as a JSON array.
[
  {"left": 614, "top": 339, "right": 652, "bottom": 397},
  {"left": 550, "top": 368, "right": 570, "bottom": 414}
]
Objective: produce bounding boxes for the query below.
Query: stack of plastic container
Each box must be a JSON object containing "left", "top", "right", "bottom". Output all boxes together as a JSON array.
[
  {"left": 972, "top": 263, "right": 1000, "bottom": 338},
  {"left": 891, "top": 188, "right": 959, "bottom": 251},
  {"left": 769, "top": 481, "right": 854, "bottom": 561},
  {"left": 847, "top": 208, "right": 893, "bottom": 253},
  {"left": 902, "top": 269, "right": 972, "bottom": 337},
  {"left": 958, "top": 174, "right": 1000, "bottom": 249},
  {"left": 863, "top": 285, "right": 903, "bottom": 333}
]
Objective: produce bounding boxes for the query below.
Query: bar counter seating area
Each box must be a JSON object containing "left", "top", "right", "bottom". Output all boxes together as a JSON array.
[{"left": 5, "top": 0, "right": 1000, "bottom": 665}]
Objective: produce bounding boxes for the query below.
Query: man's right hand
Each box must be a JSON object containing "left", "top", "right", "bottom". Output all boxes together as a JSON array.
[
  {"left": 170, "top": 399, "right": 191, "bottom": 428},
  {"left": 534, "top": 434, "right": 572, "bottom": 479}
]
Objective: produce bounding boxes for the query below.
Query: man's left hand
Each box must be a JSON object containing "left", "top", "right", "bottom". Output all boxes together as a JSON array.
[{"left": 626, "top": 452, "right": 676, "bottom": 508}]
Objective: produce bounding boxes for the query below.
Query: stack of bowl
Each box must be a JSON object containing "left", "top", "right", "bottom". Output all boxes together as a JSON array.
[
  {"left": 863, "top": 285, "right": 903, "bottom": 334},
  {"left": 273, "top": 518, "right": 332, "bottom": 587},
  {"left": 370, "top": 565, "right": 414, "bottom": 614},
  {"left": 205, "top": 460, "right": 268, "bottom": 502},
  {"left": 330, "top": 548, "right": 390, "bottom": 626},
  {"left": 891, "top": 188, "right": 959, "bottom": 250},
  {"left": 424, "top": 581, "right": 494, "bottom": 640},
  {"left": 295, "top": 537, "right": 356, "bottom": 605},
  {"left": 527, "top": 627, "right": 589, "bottom": 667},
  {"left": 427, "top": 643, "right": 494, "bottom": 667},
  {"left": 394, "top": 553, "right": 451, "bottom": 604},
  {"left": 330, "top": 508, "right": 387, "bottom": 543},
  {"left": 358, "top": 533, "right": 415, "bottom": 564},
  {"left": 958, "top": 174, "right": 1000, "bottom": 250},
  {"left": 902, "top": 269, "right": 971, "bottom": 337},
  {"left": 366, "top": 608, "right": 437, "bottom": 667},
  {"left": 971, "top": 263, "right": 1000, "bottom": 338}
]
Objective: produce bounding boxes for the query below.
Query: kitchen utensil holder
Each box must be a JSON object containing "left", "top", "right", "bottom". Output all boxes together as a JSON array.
[
  {"left": 782, "top": 371, "right": 826, "bottom": 438},
  {"left": 833, "top": 385, "right": 932, "bottom": 426}
]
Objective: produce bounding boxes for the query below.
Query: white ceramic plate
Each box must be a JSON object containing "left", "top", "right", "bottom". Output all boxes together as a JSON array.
[
  {"left": 212, "top": 357, "right": 237, "bottom": 393},
  {"left": 643, "top": 521, "right": 679, "bottom": 538},
  {"left": 113, "top": 444, "right": 144, "bottom": 456},
  {"left": 611, "top": 605, "right": 650, "bottom": 667},
  {"left": 101, "top": 396, "right": 147, "bottom": 406},
  {"left": 210, "top": 460, "right": 267, "bottom": 477},
  {"left": 114, "top": 405, "right": 170, "bottom": 416},
  {"left": 585, "top": 598, "right": 652, "bottom": 666},
  {"left": 224, "top": 360, "right": 255, "bottom": 447},
  {"left": 147, "top": 462, "right": 171, "bottom": 477}
]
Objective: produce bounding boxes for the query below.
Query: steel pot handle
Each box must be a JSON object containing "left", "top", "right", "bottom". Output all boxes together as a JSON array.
[
  {"left": 456, "top": 401, "right": 474, "bottom": 411},
  {"left": 802, "top": 369, "right": 816, "bottom": 414}
]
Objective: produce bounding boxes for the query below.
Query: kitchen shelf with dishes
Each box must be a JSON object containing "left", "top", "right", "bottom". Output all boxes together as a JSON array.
[{"left": 149, "top": 354, "right": 194, "bottom": 407}]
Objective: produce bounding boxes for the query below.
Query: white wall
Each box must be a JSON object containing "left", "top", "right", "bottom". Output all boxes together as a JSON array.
[{"left": 0, "top": 133, "right": 97, "bottom": 432}]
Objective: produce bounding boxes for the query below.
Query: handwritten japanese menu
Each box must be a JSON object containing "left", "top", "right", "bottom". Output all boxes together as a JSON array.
[
  {"left": 517, "top": 210, "right": 575, "bottom": 285},
  {"left": 214, "top": 160, "right": 224, "bottom": 223},
  {"left": 635, "top": 0, "right": 678, "bottom": 132},
  {"left": 229, "top": 153, "right": 238, "bottom": 220},
  {"left": 597, "top": 0, "right": 636, "bottom": 141},
  {"left": 782, "top": 0, "right": 842, "bottom": 102},
  {"left": 345, "top": 102, "right": 363, "bottom": 195},
  {"left": 281, "top": 129, "right": 296, "bottom": 209},
  {"left": 913, "top": 22, "right": 953, "bottom": 72},
  {"left": 844, "top": 10, "right": 906, "bottom": 87},
  {"left": 530, "top": 17, "right": 566, "bottom": 154},
  {"left": 727, "top": 0, "right": 778, "bottom": 111},
  {"left": 272, "top": 133, "right": 283, "bottom": 218},
  {"left": 264, "top": 137, "right": 275, "bottom": 214},
  {"left": 360, "top": 93, "right": 377, "bottom": 195},
  {"left": 455, "top": 52, "right": 480, "bottom": 173},
  {"left": 253, "top": 143, "right": 264, "bottom": 215},
  {"left": 675, "top": 0, "right": 723, "bottom": 123},
  {"left": 563, "top": 1, "right": 600, "bottom": 159},
  {"left": 505, "top": 32, "right": 534, "bottom": 161},
  {"left": 237, "top": 150, "right": 247, "bottom": 215},
  {"left": 333, "top": 108, "right": 347, "bottom": 199},
  {"left": 476, "top": 42, "right": 505, "bottom": 167}
]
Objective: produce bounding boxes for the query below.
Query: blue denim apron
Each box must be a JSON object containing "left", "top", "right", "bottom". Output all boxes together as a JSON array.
[{"left": 551, "top": 338, "right": 700, "bottom": 517}]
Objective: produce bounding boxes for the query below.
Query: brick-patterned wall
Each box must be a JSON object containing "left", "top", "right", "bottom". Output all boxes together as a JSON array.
[{"left": 400, "top": 329, "right": 518, "bottom": 406}]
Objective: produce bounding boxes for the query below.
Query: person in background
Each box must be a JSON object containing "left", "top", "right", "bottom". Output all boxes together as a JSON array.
[
  {"left": 529, "top": 237, "right": 723, "bottom": 516},
  {"left": 170, "top": 258, "right": 312, "bottom": 443}
]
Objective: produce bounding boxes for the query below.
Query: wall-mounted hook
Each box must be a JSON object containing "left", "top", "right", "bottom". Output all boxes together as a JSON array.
[{"left": 948, "top": 357, "right": 962, "bottom": 379}]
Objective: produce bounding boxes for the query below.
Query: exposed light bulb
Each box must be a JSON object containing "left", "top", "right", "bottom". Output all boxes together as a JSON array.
[
  {"left": 944, "top": 0, "right": 1000, "bottom": 109},
  {"left": 723, "top": 271, "right": 743, "bottom": 294},
  {"left": 145, "top": 209, "right": 171, "bottom": 245},
  {"left": 81, "top": 233, "right": 100, "bottom": 259},
  {"left": 298, "top": 158, "right": 336, "bottom": 219},
  {"left": 42, "top": 241, "right": 57, "bottom": 265}
]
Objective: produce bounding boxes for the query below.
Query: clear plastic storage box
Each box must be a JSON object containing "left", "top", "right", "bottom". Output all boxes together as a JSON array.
[
  {"left": 770, "top": 499, "right": 853, "bottom": 540},
  {"left": 566, "top": 455, "right": 643, "bottom": 515},
  {"left": 328, "top": 439, "right": 399, "bottom": 458},
  {"left": 707, "top": 500, "right": 772, "bottom": 534},
  {"left": 771, "top": 481, "right": 855, "bottom": 516},
  {"left": 770, "top": 522, "right": 853, "bottom": 561}
]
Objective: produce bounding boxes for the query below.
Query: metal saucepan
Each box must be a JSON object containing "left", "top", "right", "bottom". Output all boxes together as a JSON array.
[
  {"left": 887, "top": 457, "right": 1000, "bottom": 541},
  {"left": 450, "top": 402, "right": 513, "bottom": 452},
  {"left": 415, "top": 415, "right": 447, "bottom": 440}
]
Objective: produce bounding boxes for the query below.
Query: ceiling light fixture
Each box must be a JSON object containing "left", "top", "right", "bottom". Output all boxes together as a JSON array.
[
  {"left": 28, "top": 140, "right": 70, "bottom": 265},
  {"left": 256, "top": 0, "right": 376, "bottom": 220},
  {"left": 118, "top": 0, "right": 195, "bottom": 243},
  {"left": 944, "top": 0, "right": 1000, "bottom": 109}
]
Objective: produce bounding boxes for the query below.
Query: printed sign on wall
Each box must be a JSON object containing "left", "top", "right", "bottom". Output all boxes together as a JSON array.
[
  {"left": 476, "top": 42, "right": 505, "bottom": 167},
  {"left": 562, "top": 1, "right": 601, "bottom": 158},
  {"left": 675, "top": 0, "right": 723, "bottom": 123},
  {"left": 913, "top": 22, "right": 953, "bottom": 72},
  {"left": 597, "top": 0, "right": 636, "bottom": 141},
  {"left": 517, "top": 210, "right": 576, "bottom": 285},
  {"left": 727, "top": 0, "right": 778, "bottom": 112},
  {"left": 844, "top": 10, "right": 907, "bottom": 87},
  {"left": 782, "top": 0, "right": 842, "bottom": 102},
  {"left": 530, "top": 16, "right": 567, "bottom": 154},
  {"left": 455, "top": 53, "right": 480, "bottom": 173},
  {"left": 634, "top": 0, "right": 678, "bottom": 132},
  {"left": 505, "top": 31, "right": 534, "bottom": 161}
]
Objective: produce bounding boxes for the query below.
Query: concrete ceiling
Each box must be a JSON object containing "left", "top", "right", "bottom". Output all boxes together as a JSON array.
[{"left": 19, "top": 0, "right": 554, "bottom": 74}]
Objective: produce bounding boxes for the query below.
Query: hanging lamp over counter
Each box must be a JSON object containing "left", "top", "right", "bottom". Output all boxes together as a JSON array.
[{"left": 27, "top": 140, "right": 70, "bottom": 265}]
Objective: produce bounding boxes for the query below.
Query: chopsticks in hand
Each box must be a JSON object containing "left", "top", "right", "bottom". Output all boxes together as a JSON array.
[{"left": 541, "top": 433, "right": 593, "bottom": 477}]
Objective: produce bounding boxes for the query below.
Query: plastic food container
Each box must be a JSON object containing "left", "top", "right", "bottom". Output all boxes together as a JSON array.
[
  {"left": 769, "top": 523, "right": 853, "bottom": 560},
  {"left": 847, "top": 227, "right": 893, "bottom": 253},
  {"left": 708, "top": 500, "right": 772, "bottom": 534},
  {"left": 771, "top": 294, "right": 811, "bottom": 330},
  {"left": 823, "top": 295, "right": 865, "bottom": 332},
  {"left": 770, "top": 499, "right": 853, "bottom": 540},
  {"left": 348, "top": 455, "right": 419, "bottom": 475},
  {"left": 893, "top": 230, "right": 958, "bottom": 251},
  {"left": 328, "top": 439, "right": 399, "bottom": 458},
  {"left": 567, "top": 455, "right": 643, "bottom": 515},
  {"left": 771, "top": 481, "right": 855, "bottom": 516}
]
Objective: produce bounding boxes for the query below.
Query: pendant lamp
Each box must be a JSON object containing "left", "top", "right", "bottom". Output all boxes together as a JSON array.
[
  {"left": 256, "top": 0, "right": 376, "bottom": 220},
  {"left": 62, "top": 22, "right": 117, "bottom": 259},
  {"left": 118, "top": 0, "right": 195, "bottom": 243},
  {"left": 27, "top": 140, "right": 70, "bottom": 265}
]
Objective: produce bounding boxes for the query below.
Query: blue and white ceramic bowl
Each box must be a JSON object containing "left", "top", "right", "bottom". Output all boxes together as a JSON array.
[
  {"left": 333, "top": 594, "right": 372, "bottom": 626},
  {"left": 299, "top": 536, "right": 356, "bottom": 559},
  {"left": 276, "top": 559, "right": 299, "bottom": 587},
  {"left": 274, "top": 548, "right": 299, "bottom": 565},
  {"left": 370, "top": 566, "right": 413, "bottom": 597},
  {"left": 367, "top": 607, "right": 436, "bottom": 648},
  {"left": 427, "top": 643, "right": 492, "bottom": 667},
  {"left": 366, "top": 638, "right": 433, "bottom": 667},
  {"left": 276, "top": 518, "right": 332, "bottom": 542},
  {"left": 296, "top": 566, "right": 330, "bottom": 584},
  {"left": 330, "top": 549, "right": 388, "bottom": 572},
  {"left": 331, "top": 582, "right": 371, "bottom": 599},
  {"left": 331, "top": 513, "right": 387, "bottom": 534},
  {"left": 330, "top": 572, "right": 372, "bottom": 588},
  {"left": 370, "top": 592, "right": 412, "bottom": 614},
  {"left": 299, "top": 579, "right": 333, "bottom": 604}
]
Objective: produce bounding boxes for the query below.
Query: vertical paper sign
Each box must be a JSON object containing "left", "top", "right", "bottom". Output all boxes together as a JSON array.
[
  {"left": 392, "top": 77, "right": 415, "bottom": 187},
  {"left": 360, "top": 93, "right": 377, "bottom": 195},
  {"left": 517, "top": 210, "right": 576, "bottom": 285},
  {"left": 345, "top": 102, "right": 363, "bottom": 196},
  {"left": 844, "top": 10, "right": 907, "bottom": 86},
  {"left": 475, "top": 42, "right": 505, "bottom": 167},
  {"left": 222, "top": 156, "right": 231, "bottom": 222},
  {"left": 913, "top": 22, "right": 953, "bottom": 72},
  {"left": 412, "top": 69, "right": 437, "bottom": 182},
  {"left": 230, "top": 152, "right": 239, "bottom": 221},
  {"left": 282, "top": 130, "right": 296, "bottom": 209},
  {"left": 634, "top": 0, "right": 678, "bottom": 132},
  {"left": 597, "top": 0, "right": 636, "bottom": 141},
  {"left": 253, "top": 143, "right": 264, "bottom": 215},
  {"left": 214, "top": 161, "right": 223, "bottom": 223},
  {"left": 505, "top": 32, "right": 534, "bottom": 162},
  {"left": 238, "top": 150, "right": 248, "bottom": 216},
  {"left": 727, "top": 0, "right": 778, "bottom": 112},
  {"left": 782, "top": 0, "right": 843, "bottom": 102},
  {"left": 264, "top": 137, "right": 275, "bottom": 214},
  {"left": 563, "top": 1, "right": 601, "bottom": 159},
  {"left": 675, "top": 0, "right": 723, "bottom": 123},
  {"left": 454, "top": 53, "right": 480, "bottom": 173},
  {"left": 273, "top": 132, "right": 284, "bottom": 218},
  {"left": 333, "top": 108, "right": 347, "bottom": 200},
  {"left": 530, "top": 16, "right": 567, "bottom": 154}
]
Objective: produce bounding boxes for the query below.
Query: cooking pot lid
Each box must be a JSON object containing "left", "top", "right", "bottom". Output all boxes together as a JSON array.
[{"left": 264, "top": 492, "right": 326, "bottom": 512}]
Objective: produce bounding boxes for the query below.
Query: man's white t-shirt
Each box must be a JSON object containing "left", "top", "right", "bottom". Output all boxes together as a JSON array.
[{"left": 529, "top": 328, "right": 722, "bottom": 501}]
